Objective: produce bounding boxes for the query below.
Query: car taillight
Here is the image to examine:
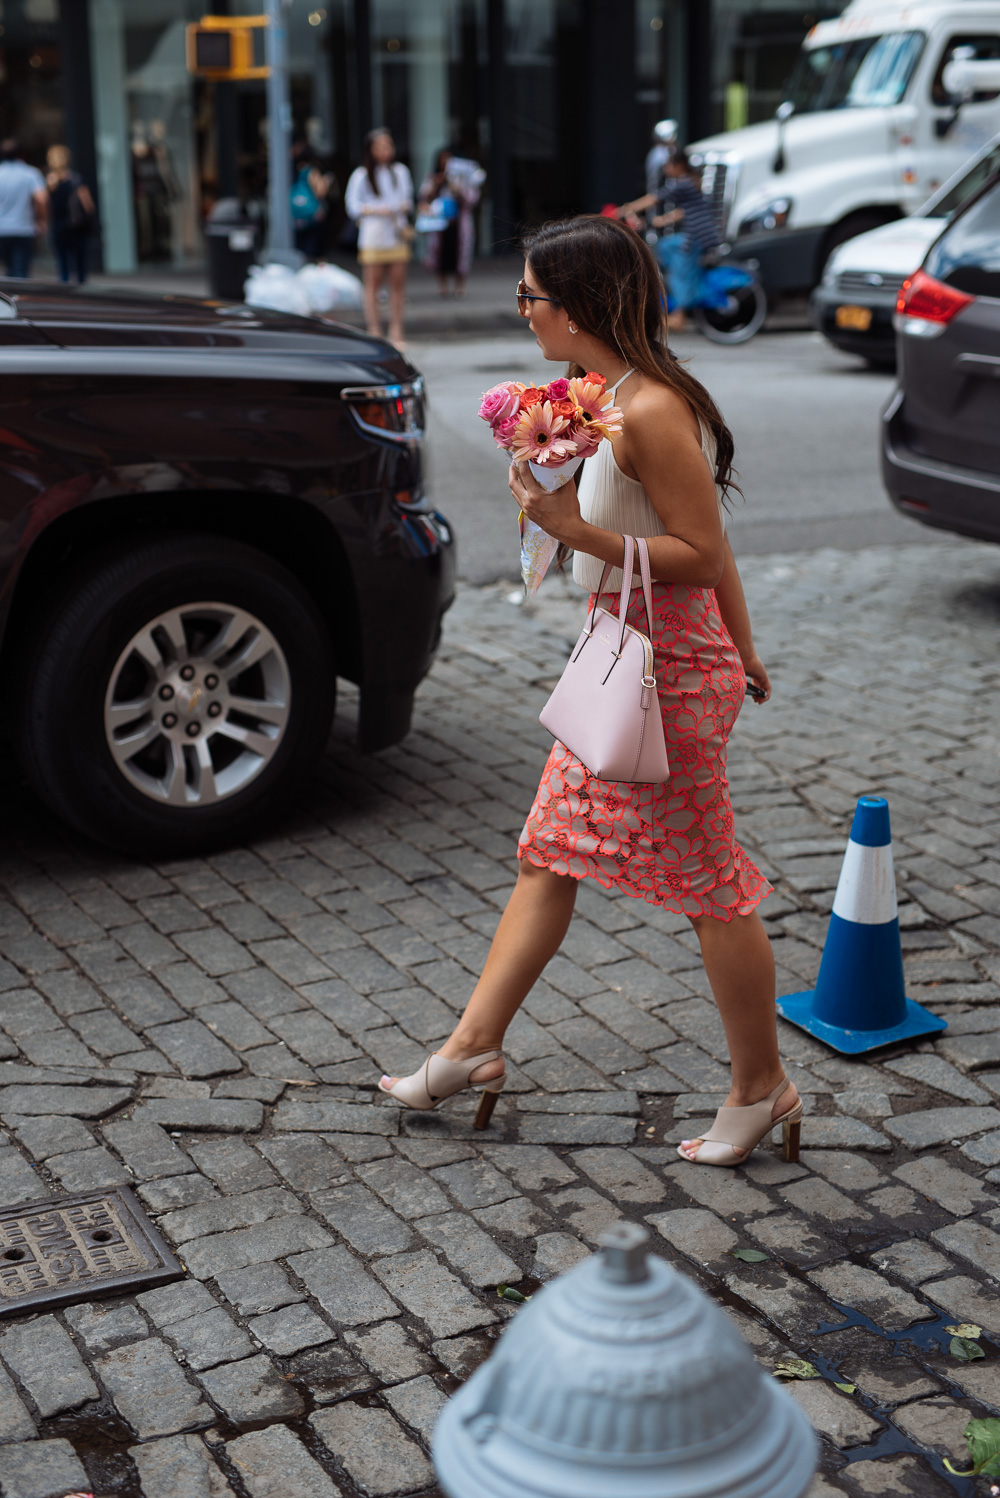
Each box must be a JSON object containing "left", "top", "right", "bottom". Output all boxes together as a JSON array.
[
  {"left": 341, "top": 380, "right": 425, "bottom": 443},
  {"left": 896, "top": 269, "right": 974, "bottom": 323}
]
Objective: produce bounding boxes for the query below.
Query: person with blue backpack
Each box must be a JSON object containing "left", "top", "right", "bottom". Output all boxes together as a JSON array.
[{"left": 290, "top": 149, "right": 335, "bottom": 261}]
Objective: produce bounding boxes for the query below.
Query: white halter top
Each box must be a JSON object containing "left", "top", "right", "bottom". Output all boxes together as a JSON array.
[{"left": 572, "top": 369, "right": 725, "bottom": 594}]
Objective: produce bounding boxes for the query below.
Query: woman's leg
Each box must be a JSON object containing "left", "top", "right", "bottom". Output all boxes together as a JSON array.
[
  {"left": 679, "top": 908, "right": 797, "bottom": 1159},
  {"left": 363, "top": 264, "right": 384, "bottom": 335},
  {"left": 382, "top": 860, "right": 578, "bottom": 1088},
  {"left": 388, "top": 259, "right": 407, "bottom": 343}
]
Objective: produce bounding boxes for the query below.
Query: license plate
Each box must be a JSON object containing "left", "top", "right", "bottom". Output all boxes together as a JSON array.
[{"left": 835, "top": 304, "right": 873, "bottom": 331}]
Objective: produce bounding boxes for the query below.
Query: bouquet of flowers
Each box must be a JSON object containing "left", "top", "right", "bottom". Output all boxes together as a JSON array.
[{"left": 478, "top": 373, "right": 624, "bottom": 595}]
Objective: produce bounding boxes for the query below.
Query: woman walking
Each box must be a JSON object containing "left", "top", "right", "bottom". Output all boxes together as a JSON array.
[
  {"left": 345, "top": 129, "right": 413, "bottom": 345},
  {"left": 380, "top": 216, "right": 800, "bottom": 1169},
  {"left": 417, "top": 148, "right": 480, "bottom": 297},
  {"left": 46, "top": 145, "right": 95, "bottom": 284}
]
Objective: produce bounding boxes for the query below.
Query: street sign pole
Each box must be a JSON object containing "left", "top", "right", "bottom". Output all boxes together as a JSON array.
[{"left": 264, "top": 0, "right": 292, "bottom": 253}]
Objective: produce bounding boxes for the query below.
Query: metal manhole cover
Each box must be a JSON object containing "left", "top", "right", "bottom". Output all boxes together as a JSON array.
[{"left": 0, "top": 1187, "right": 182, "bottom": 1314}]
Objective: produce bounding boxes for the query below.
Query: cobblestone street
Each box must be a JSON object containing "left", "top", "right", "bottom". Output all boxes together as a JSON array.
[{"left": 1, "top": 535, "right": 1000, "bottom": 1496}]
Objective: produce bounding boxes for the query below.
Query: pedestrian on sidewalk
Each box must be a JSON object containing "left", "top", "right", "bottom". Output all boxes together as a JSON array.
[
  {"left": 417, "top": 147, "right": 481, "bottom": 298},
  {"left": 46, "top": 145, "right": 96, "bottom": 284},
  {"left": 0, "top": 139, "right": 47, "bottom": 279},
  {"left": 290, "top": 147, "right": 336, "bottom": 261},
  {"left": 380, "top": 216, "right": 802, "bottom": 1170},
  {"left": 345, "top": 129, "right": 413, "bottom": 345}
]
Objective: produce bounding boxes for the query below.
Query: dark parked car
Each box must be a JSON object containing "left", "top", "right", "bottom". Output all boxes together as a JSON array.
[
  {"left": 882, "top": 173, "right": 1000, "bottom": 541},
  {"left": 812, "top": 135, "right": 1000, "bottom": 369},
  {"left": 0, "top": 283, "right": 454, "bottom": 854}
]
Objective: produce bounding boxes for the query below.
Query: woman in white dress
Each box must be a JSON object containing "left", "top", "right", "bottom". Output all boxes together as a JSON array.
[{"left": 345, "top": 129, "right": 413, "bottom": 345}]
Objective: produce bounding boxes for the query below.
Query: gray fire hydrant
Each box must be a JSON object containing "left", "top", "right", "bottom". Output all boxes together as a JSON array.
[{"left": 433, "top": 1222, "right": 817, "bottom": 1498}]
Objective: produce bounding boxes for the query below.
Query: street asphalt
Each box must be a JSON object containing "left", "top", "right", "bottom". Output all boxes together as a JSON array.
[{"left": 0, "top": 319, "right": 997, "bottom": 1496}]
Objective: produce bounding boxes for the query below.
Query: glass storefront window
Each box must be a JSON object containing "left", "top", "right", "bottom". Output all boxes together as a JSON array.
[
  {"left": 368, "top": 2, "right": 486, "bottom": 192},
  {"left": 90, "top": 0, "right": 202, "bottom": 272},
  {"left": 0, "top": 0, "right": 65, "bottom": 276},
  {"left": 636, "top": 0, "right": 686, "bottom": 165},
  {"left": 505, "top": 0, "right": 583, "bottom": 226},
  {"left": 229, "top": 0, "right": 344, "bottom": 237}
]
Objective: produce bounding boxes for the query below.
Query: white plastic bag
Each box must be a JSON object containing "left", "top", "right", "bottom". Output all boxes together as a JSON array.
[
  {"left": 243, "top": 262, "right": 312, "bottom": 316},
  {"left": 296, "top": 262, "right": 364, "bottom": 312}
]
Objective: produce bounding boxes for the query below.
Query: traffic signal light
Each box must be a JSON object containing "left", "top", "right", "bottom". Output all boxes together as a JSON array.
[{"left": 185, "top": 16, "right": 270, "bottom": 80}]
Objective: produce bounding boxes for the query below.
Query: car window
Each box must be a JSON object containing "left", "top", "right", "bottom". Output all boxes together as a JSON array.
[
  {"left": 925, "top": 178, "right": 1000, "bottom": 296},
  {"left": 932, "top": 34, "right": 1000, "bottom": 104},
  {"left": 930, "top": 144, "right": 1000, "bottom": 219},
  {"left": 785, "top": 32, "right": 924, "bottom": 113}
]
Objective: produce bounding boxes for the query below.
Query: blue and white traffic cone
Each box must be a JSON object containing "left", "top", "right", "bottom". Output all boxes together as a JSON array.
[{"left": 776, "top": 796, "right": 947, "bottom": 1054}]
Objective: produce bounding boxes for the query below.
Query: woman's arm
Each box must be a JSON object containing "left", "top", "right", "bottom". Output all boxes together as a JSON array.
[
  {"left": 510, "top": 384, "right": 725, "bottom": 589},
  {"left": 713, "top": 535, "right": 771, "bottom": 701}
]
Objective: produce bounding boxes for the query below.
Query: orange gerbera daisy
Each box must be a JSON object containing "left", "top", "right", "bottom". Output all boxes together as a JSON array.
[
  {"left": 510, "top": 401, "right": 577, "bottom": 464},
  {"left": 567, "top": 377, "right": 625, "bottom": 442}
]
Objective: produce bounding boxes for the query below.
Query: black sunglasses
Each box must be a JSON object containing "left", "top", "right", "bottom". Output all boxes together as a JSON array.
[{"left": 516, "top": 278, "right": 562, "bottom": 316}]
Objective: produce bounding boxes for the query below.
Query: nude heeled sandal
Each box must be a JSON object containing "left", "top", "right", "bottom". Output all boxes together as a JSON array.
[
  {"left": 677, "top": 1076, "right": 802, "bottom": 1168},
  {"left": 378, "top": 1049, "right": 506, "bottom": 1130}
]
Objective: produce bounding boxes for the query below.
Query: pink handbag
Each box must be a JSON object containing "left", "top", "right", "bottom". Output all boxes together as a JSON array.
[{"left": 539, "top": 535, "right": 671, "bottom": 784}]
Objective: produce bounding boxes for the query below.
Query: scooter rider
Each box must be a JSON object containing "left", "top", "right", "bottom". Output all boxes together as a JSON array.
[{"left": 621, "top": 152, "right": 723, "bottom": 332}]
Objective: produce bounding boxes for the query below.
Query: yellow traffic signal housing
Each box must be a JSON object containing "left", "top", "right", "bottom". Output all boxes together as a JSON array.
[{"left": 185, "top": 15, "right": 270, "bottom": 80}]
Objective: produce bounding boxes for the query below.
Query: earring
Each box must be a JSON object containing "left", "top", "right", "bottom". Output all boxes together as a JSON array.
[{"left": 568, "top": 322, "right": 578, "bottom": 334}]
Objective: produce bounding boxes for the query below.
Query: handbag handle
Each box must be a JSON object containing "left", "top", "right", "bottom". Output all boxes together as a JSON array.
[{"left": 587, "top": 536, "right": 655, "bottom": 651}]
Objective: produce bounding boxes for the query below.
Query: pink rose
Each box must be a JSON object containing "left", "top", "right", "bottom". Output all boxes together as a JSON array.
[
  {"left": 570, "top": 425, "right": 602, "bottom": 459},
  {"left": 492, "top": 411, "right": 520, "bottom": 449},
  {"left": 546, "top": 377, "right": 569, "bottom": 400},
  {"left": 478, "top": 381, "right": 520, "bottom": 427}
]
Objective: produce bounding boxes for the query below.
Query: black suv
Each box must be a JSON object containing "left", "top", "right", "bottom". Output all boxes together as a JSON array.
[
  {"left": 882, "top": 173, "right": 1000, "bottom": 541},
  {"left": 0, "top": 283, "right": 454, "bottom": 854}
]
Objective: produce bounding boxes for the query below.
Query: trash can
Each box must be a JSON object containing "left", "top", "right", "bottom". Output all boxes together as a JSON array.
[{"left": 204, "top": 199, "right": 260, "bottom": 301}]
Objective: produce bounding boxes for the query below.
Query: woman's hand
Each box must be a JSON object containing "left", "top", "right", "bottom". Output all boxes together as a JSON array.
[
  {"left": 742, "top": 651, "right": 771, "bottom": 704},
  {"left": 508, "top": 460, "right": 582, "bottom": 546}
]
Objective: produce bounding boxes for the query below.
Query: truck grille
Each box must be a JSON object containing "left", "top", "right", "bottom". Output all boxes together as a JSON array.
[
  {"left": 697, "top": 154, "right": 741, "bottom": 238},
  {"left": 837, "top": 270, "right": 907, "bottom": 298}
]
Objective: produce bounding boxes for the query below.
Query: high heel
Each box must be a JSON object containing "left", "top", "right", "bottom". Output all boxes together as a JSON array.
[
  {"left": 783, "top": 1114, "right": 801, "bottom": 1164},
  {"left": 378, "top": 1049, "right": 506, "bottom": 1126},
  {"left": 677, "top": 1076, "right": 802, "bottom": 1169}
]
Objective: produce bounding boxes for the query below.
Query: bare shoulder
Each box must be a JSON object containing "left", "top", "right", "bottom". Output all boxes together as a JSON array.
[
  {"left": 619, "top": 377, "right": 702, "bottom": 466},
  {"left": 627, "top": 379, "right": 699, "bottom": 432}
]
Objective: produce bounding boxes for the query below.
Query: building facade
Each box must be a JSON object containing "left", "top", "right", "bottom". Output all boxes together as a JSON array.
[{"left": 9, "top": 0, "right": 849, "bottom": 272}]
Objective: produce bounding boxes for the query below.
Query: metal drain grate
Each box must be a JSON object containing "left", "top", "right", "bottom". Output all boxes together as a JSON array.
[{"left": 0, "top": 1187, "right": 182, "bottom": 1314}]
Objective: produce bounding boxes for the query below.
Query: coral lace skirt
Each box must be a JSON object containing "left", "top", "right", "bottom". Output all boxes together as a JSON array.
[{"left": 518, "top": 582, "right": 772, "bottom": 921}]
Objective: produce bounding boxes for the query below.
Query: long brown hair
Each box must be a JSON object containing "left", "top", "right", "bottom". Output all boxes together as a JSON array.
[
  {"left": 521, "top": 215, "right": 739, "bottom": 500},
  {"left": 362, "top": 129, "right": 397, "bottom": 197}
]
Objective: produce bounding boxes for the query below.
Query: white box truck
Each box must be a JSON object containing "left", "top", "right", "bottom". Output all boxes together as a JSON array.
[{"left": 690, "top": 1, "right": 1000, "bottom": 295}]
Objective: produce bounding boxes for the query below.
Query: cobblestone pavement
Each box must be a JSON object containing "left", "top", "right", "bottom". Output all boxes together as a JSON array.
[{"left": 0, "top": 538, "right": 1000, "bottom": 1496}]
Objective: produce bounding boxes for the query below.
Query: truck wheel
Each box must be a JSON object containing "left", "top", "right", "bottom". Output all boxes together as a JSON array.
[{"left": 16, "top": 534, "right": 336, "bottom": 855}]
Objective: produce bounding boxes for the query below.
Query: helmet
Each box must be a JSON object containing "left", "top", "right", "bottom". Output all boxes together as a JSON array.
[{"left": 653, "top": 119, "right": 678, "bottom": 145}]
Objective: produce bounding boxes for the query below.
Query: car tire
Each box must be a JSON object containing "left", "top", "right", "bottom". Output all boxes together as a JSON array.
[{"left": 16, "top": 533, "right": 336, "bottom": 855}]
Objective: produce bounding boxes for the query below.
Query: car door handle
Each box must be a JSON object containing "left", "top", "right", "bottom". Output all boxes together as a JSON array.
[{"left": 953, "top": 353, "right": 1000, "bottom": 378}]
